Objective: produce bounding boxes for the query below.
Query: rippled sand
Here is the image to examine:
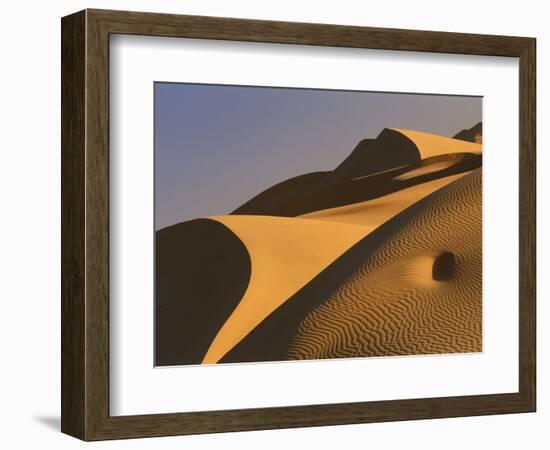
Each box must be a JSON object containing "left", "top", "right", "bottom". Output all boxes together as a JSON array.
[
  {"left": 155, "top": 125, "right": 483, "bottom": 365},
  {"left": 287, "top": 169, "right": 482, "bottom": 359}
]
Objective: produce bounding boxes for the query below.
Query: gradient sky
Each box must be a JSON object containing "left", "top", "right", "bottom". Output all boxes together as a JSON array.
[{"left": 155, "top": 83, "right": 481, "bottom": 230}]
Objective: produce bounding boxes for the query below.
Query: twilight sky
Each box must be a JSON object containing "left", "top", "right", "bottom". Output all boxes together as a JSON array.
[{"left": 155, "top": 83, "right": 481, "bottom": 230}]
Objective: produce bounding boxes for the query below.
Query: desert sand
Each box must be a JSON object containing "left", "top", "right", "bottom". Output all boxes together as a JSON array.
[
  {"left": 155, "top": 124, "right": 483, "bottom": 365},
  {"left": 288, "top": 169, "right": 482, "bottom": 359},
  {"left": 203, "top": 172, "right": 471, "bottom": 363},
  {"left": 392, "top": 128, "right": 481, "bottom": 159},
  {"left": 231, "top": 128, "right": 480, "bottom": 218},
  {"left": 155, "top": 219, "right": 252, "bottom": 366},
  {"left": 201, "top": 216, "right": 369, "bottom": 364},
  {"left": 301, "top": 171, "right": 467, "bottom": 227}
]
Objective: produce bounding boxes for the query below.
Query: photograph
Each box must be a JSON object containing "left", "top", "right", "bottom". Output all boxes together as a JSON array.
[
  {"left": 0, "top": 2, "right": 533, "bottom": 445},
  {"left": 154, "top": 83, "right": 483, "bottom": 366}
]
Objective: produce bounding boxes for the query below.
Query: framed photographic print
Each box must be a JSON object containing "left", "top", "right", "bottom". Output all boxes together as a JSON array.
[{"left": 61, "top": 9, "right": 536, "bottom": 440}]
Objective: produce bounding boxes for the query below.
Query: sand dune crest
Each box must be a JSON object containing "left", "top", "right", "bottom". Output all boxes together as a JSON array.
[
  {"left": 392, "top": 128, "right": 481, "bottom": 159},
  {"left": 201, "top": 215, "right": 370, "bottom": 364}
]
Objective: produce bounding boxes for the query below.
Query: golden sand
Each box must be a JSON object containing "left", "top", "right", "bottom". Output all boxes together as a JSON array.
[
  {"left": 193, "top": 129, "right": 482, "bottom": 363},
  {"left": 202, "top": 216, "right": 369, "bottom": 364},
  {"left": 392, "top": 128, "right": 481, "bottom": 158},
  {"left": 301, "top": 172, "right": 467, "bottom": 227},
  {"left": 203, "top": 170, "right": 471, "bottom": 363},
  {"left": 287, "top": 169, "right": 482, "bottom": 359}
]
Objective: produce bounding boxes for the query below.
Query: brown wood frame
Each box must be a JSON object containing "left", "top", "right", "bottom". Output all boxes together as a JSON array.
[{"left": 61, "top": 8, "right": 536, "bottom": 441}]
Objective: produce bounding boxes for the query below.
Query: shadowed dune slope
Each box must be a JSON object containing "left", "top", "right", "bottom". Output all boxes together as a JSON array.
[
  {"left": 232, "top": 129, "right": 419, "bottom": 217},
  {"left": 232, "top": 171, "right": 329, "bottom": 216},
  {"left": 287, "top": 168, "right": 482, "bottom": 360},
  {"left": 323, "top": 128, "right": 420, "bottom": 184},
  {"left": 231, "top": 128, "right": 481, "bottom": 217},
  {"left": 201, "top": 215, "right": 370, "bottom": 364},
  {"left": 279, "top": 152, "right": 480, "bottom": 217},
  {"left": 393, "top": 128, "right": 481, "bottom": 159},
  {"left": 454, "top": 122, "right": 482, "bottom": 143},
  {"left": 155, "top": 219, "right": 252, "bottom": 366},
  {"left": 301, "top": 170, "right": 467, "bottom": 226}
]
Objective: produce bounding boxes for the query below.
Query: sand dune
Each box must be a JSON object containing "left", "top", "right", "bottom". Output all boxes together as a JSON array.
[
  {"left": 394, "top": 161, "right": 455, "bottom": 180},
  {"left": 286, "top": 169, "right": 482, "bottom": 359},
  {"left": 232, "top": 129, "right": 421, "bottom": 217},
  {"left": 155, "top": 219, "right": 252, "bottom": 366},
  {"left": 393, "top": 153, "right": 466, "bottom": 181},
  {"left": 228, "top": 152, "right": 480, "bottom": 218},
  {"left": 231, "top": 128, "right": 481, "bottom": 217},
  {"left": 204, "top": 171, "right": 475, "bottom": 363},
  {"left": 454, "top": 122, "right": 482, "bottom": 143},
  {"left": 232, "top": 171, "right": 329, "bottom": 216},
  {"left": 392, "top": 128, "right": 481, "bottom": 159},
  {"left": 324, "top": 128, "right": 420, "bottom": 183},
  {"left": 301, "top": 171, "right": 468, "bottom": 227},
  {"left": 156, "top": 124, "right": 483, "bottom": 366},
  {"left": 201, "top": 215, "right": 370, "bottom": 364}
]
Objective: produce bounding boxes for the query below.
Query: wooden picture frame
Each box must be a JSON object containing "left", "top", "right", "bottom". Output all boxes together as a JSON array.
[{"left": 61, "top": 8, "right": 536, "bottom": 441}]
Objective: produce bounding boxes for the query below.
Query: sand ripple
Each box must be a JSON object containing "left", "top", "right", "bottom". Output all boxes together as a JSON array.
[{"left": 286, "top": 169, "right": 482, "bottom": 359}]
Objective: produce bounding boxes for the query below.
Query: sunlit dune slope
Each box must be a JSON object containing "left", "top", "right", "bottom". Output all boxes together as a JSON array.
[
  {"left": 301, "top": 171, "right": 467, "bottom": 227},
  {"left": 287, "top": 168, "right": 482, "bottom": 360},
  {"left": 392, "top": 128, "right": 481, "bottom": 159},
  {"left": 201, "top": 216, "right": 369, "bottom": 364},
  {"left": 393, "top": 154, "right": 460, "bottom": 181}
]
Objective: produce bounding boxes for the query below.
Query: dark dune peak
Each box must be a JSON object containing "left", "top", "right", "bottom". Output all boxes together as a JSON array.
[
  {"left": 453, "top": 122, "right": 482, "bottom": 143},
  {"left": 320, "top": 128, "right": 421, "bottom": 186},
  {"left": 232, "top": 128, "right": 419, "bottom": 217},
  {"left": 155, "top": 219, "right": 251, "bottom": 366}
]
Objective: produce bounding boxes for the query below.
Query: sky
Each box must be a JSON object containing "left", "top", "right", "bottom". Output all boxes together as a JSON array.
[{"left": 155, "top": 83, "right": 481, "bottom": 230}]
